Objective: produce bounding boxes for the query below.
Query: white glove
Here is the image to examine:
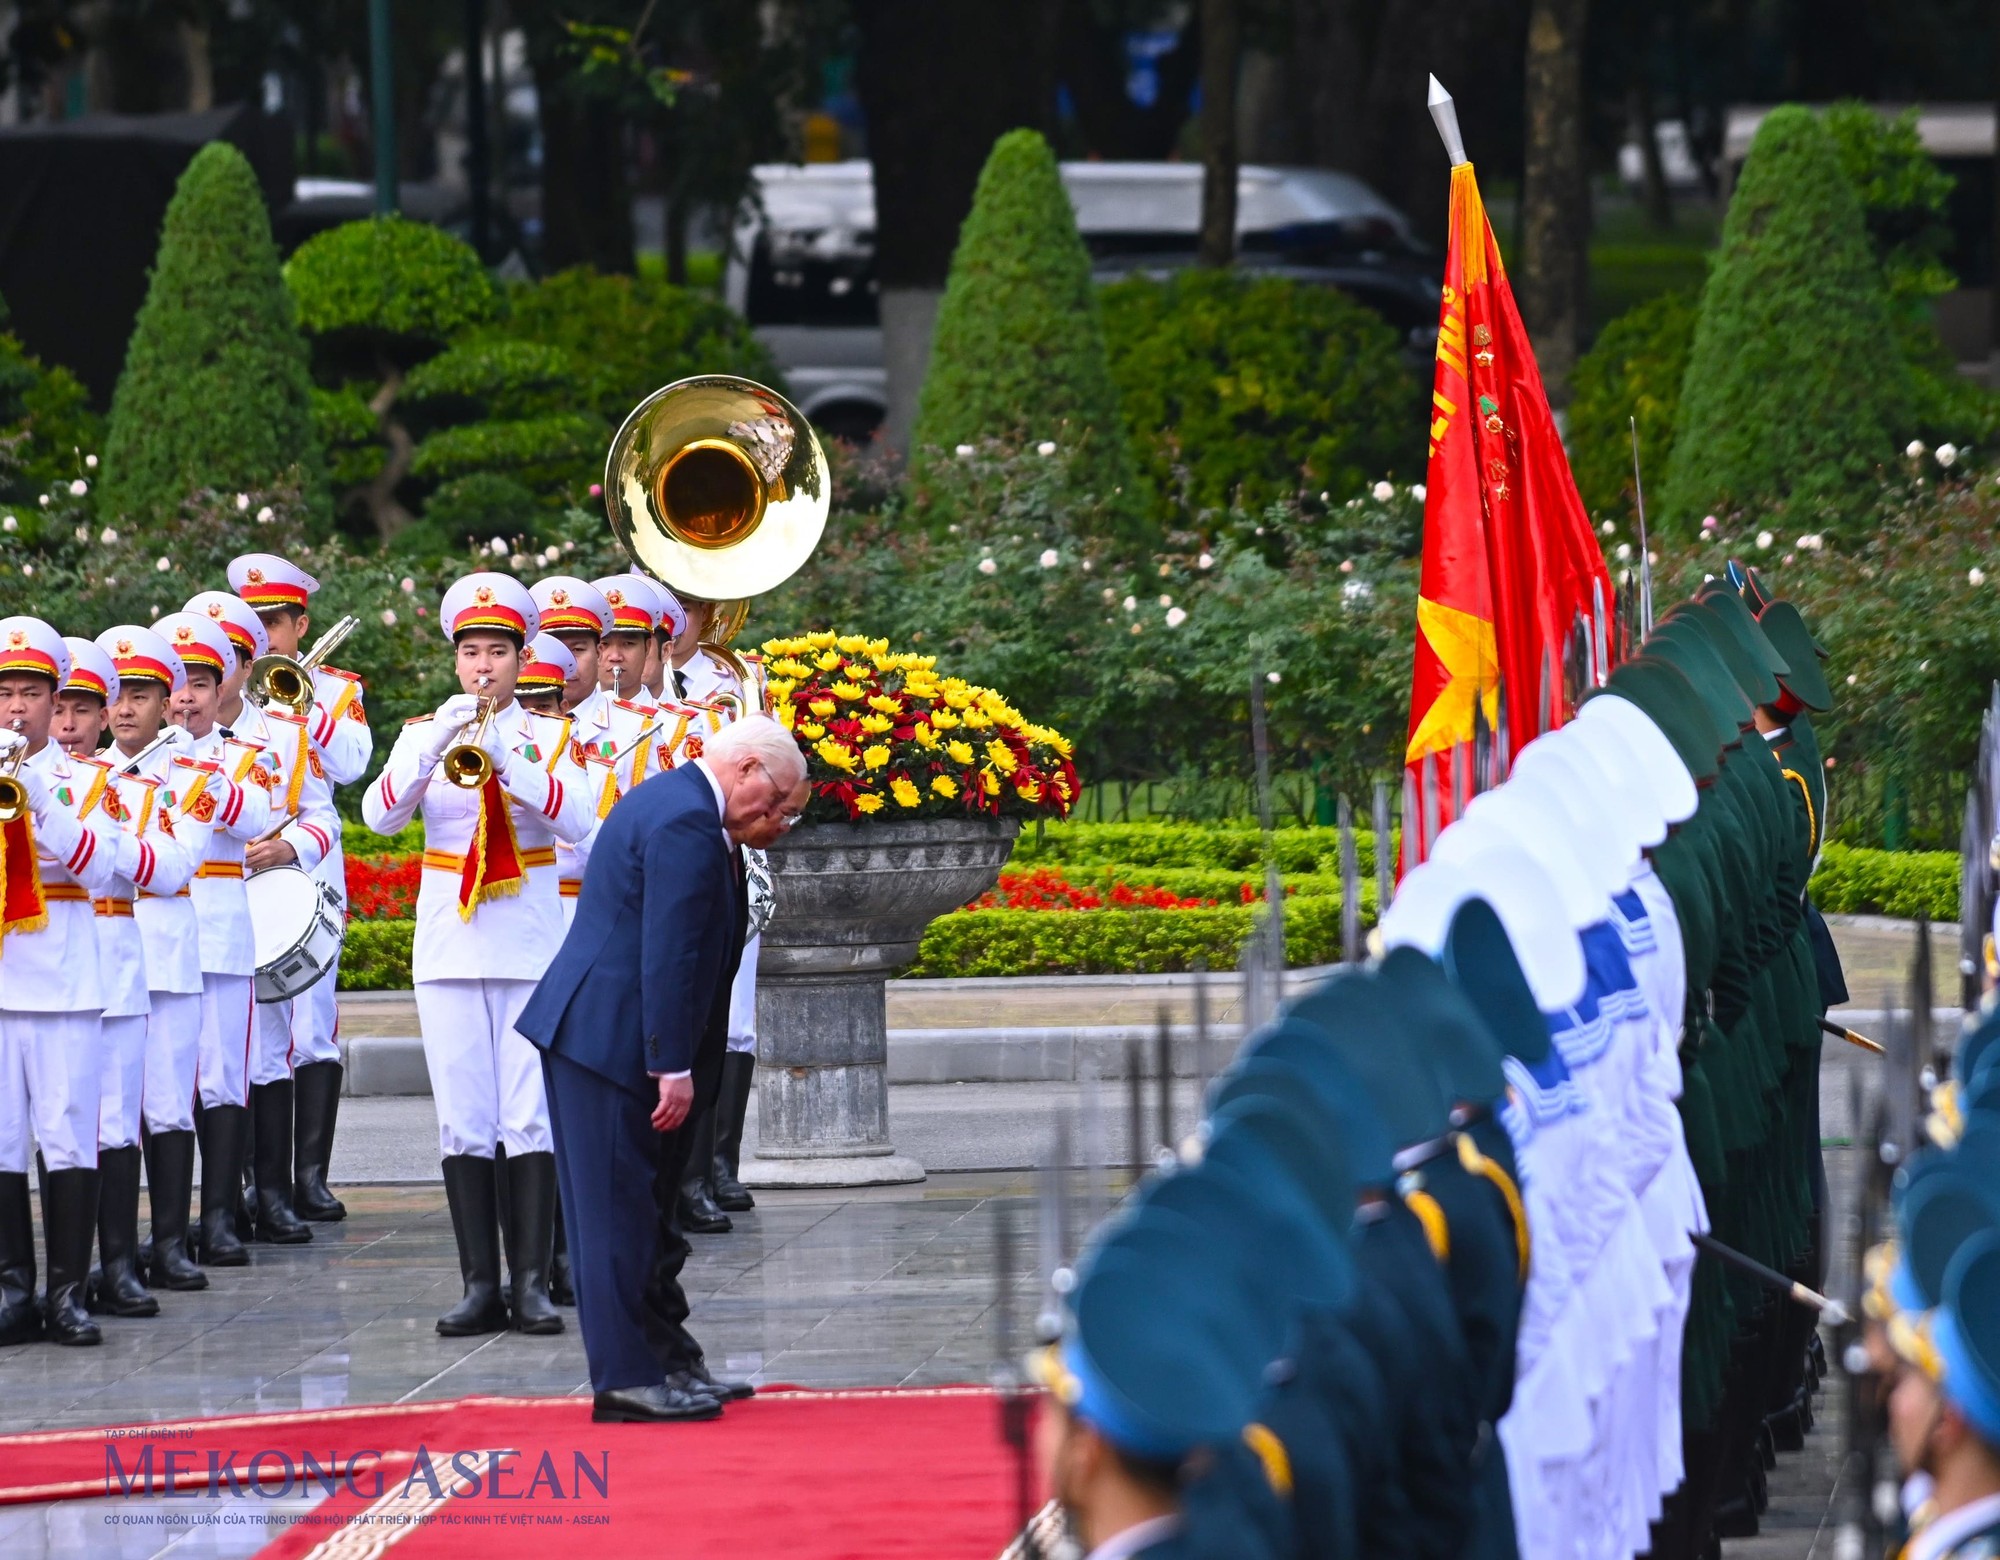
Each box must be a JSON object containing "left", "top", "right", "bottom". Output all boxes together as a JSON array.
[
  {"left": 109, "top": 828, "right": 145, "bottom": 883},
  {"left": 17, "top": 761, "right": 52, "bottom": 820},
  {"left": 478, "top": 722, "right": 514, "bottom": 779},
  {"left": 0, "top": 730, "right": 26, "bottom": 769},
  {"left": 424, "top": 695, "right": 484, "bottom": 762},
  {"left": 155, "top": 724, "right": 193, "bottom": 754}
]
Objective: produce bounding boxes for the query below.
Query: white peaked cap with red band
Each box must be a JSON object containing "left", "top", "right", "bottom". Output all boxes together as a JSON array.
[
  {"left": 592, "top": 573, "right": 686, "bottom": 640},
  {"left": 151, "top": 612, "right": 235, "bottom": 681},
  {"left": 228, "top": 553, "right": 320, "bottom": 612},
  {"left": 95, "top": 625, "right": 187, "bottom": 695},
  {"left": 519, "top": 633, "right": 579, "bottom": 694},
  {"left": 531, "top": 577, "right": 613, "bottom": 637},
  {"left": 0, "top": 617, "right": 70, "bottom": 686},
  {"left": 61, "top": 636, "right": 120, "bottom": 703},
  {"left": 441, "top": 572, "right": 539, "bottom": 644},
  {"left": 183, "top": 590, "right": 270, "bottom": 661}
]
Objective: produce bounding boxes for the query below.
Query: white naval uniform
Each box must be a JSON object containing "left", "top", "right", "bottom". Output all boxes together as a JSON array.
[
  {"left": 229, "top": 698, "right": 342, "bottom": 1086},
  {"left": 362, "top": 700, "right": 592, "bottom": 1158},
  {"left": 679, "top": 650, "right": 760, "bottom": 1057},
  {"left": 0, "top": 743, "right": 129, "bottom": 1173},
  {"left": 290, "top": 665, "right": 371, "bottom": 1066},
  {"left": 82, "top": 759, "right": 208, "bottom": 1150},
  {"left": 555, "top": 688, "right": 656, "bottom": 929},
  {"left": 129, "top": 743, "right": 223, "bottom": 1134},
  {"left": 178, "top": 730, "right": 275, "bottom": 1110}
]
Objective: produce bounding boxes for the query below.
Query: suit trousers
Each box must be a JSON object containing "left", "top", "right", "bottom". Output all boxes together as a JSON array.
[
  {"left": 0, "top": 1010, "right": 101, "bottom": 1173},
  {"left": 142, "top": 990, "right": 201, "bottom": 1133},
  {"left": 641, "top": 1026, "right": 727, "bottom": 1370},
  {"left": 195, "top": 972, "right": 254, "bottom": 1110},
  {"left": 97, "top": 1014, "right": 147, "bottom": 1150},
  {"left": 541, "top": 1049, "right": 667, "bottom": 1393}
]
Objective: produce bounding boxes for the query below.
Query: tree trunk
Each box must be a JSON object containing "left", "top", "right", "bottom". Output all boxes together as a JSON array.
[
  {"left": 1519, "top": 0, "right": 1592, "bottom": 403},
  {"left": 360, "top": 360, "right": 416, "bottom": 542},
  {"left": 1197, "top": 0, "right": 1240, "bottom": 268},
  {"left": 1628, "top": 77, "right": 1672, "bottom": 230},
  {"left": 529, "top": 50, "right": 636, "bottom": 275},
  {"left": 852, "top": 0, "right": 1057, "bottom": 451},
  {"left": 1287, "top": 0, "right": 1369, "bottom": 168}
]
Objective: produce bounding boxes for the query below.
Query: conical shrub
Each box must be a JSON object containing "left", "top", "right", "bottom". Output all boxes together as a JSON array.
[
  {"left": 1662, "top": 105, "right": 1911, "bottom": 532},
  {"left": 101, "top": 143, "right": 327, "bottom": 527},
  {"left": 910, "top": 129, "right": 1137, "bottom": 528}
]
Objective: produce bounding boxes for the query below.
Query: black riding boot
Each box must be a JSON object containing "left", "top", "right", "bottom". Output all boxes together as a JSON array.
[
  {"left": 42, "top": 1167, "right": 103, "bottom": 1345},
  {"left": 250, "top": 1082, "right": 313, "bottom": 1244},
  {"left": 0, "top": 1172, "right": 39, "bottom": 1344},
  {"left": 550, "top": 1192, "right": 575, "bottom": 1306},
  {"left": 502, "top": 1151, "right": 564, "bottom": 1336},
  {"left": 710, "top": 1052, "right": 755, "bottom": 1213},
  {"left": 196, "top": 1104, "right": 250, "bottom": 1267},
  {"left": 93, "top": 1145, "right": 158, "bottom": 1317},
  {"left": 292, "top": 1061, "right": 347, "bottom": 1221},
  {"left": 677, "top": 1106, "right": 731, "bottom": 1235},
  {"left": 144, "top": 1129, "right": 206, "bottom": 1290},
  {"left": 437, "top": 1154, "right": 509, "bottom": 1336}
]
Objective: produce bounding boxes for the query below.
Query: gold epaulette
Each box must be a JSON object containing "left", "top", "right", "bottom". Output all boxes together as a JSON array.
[
  {"left": 612, "top": 697, "right": 658, "bottom": 720},
  {"left": 317, "top": 665, "right": 364, "bottom": 684},
  {"left": 403, "top": 713, "right": 435, "bottom": 726}
]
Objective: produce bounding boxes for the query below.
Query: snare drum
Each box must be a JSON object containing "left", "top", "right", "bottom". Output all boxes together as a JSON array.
[{"left": 247, "top": 864, "right": 345, "bottom": 1004}]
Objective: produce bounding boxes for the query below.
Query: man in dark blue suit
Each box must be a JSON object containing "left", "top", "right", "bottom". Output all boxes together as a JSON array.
[{"left": 516, "top": 716, "right": 808, "bottom": 1423}]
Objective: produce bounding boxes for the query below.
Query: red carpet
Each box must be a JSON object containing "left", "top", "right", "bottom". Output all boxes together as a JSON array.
[{"left": 0, "top": 1387, "right": 1033, "bottom": 1559}]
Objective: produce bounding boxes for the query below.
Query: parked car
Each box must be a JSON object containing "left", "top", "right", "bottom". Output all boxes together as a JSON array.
[{"left": 725, "top": 160, "right": 1442, "bottom": 442}]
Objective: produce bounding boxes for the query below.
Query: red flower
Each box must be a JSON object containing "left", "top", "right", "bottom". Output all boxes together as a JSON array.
[{"left": 345, "top": 854, "right": 421, "bottom": 921}]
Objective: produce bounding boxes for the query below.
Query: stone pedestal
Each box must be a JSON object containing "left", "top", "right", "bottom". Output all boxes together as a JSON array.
[{"left": 743, "top": 816, "right": 1017, "bottom": 1188}]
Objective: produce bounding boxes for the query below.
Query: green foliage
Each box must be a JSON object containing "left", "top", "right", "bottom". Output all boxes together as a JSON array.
[
  {"left": 909, "top": 130, "right": 1137, "bottom": 531},
  {"left": 1567, "top": 289, "right": 1698, "bottom": 519},
  {"left": 340, "top": 920, "right": 414, "bottom": 990},
  {"left": 1822, "top": 103, "right": 1959, "bottom": 313},
  {"left": 1013, "top": 821, "right": 1363, "bottom": 875},
  {"left": 1806, "top": 844, "right": 1957, "bottom": 920},
  {"left": 409, "top": 413, "right": 604, "bottom": 496},
  {"left": 905, "top": 895, "right": 1346, "bottom": 978},
  {"left": 285, "top": 217, "right": 497, "bottom": 359},
  {"left": 310, "top": 386, "right": 384, "bottom": 490},
  {"left": 1099, "top": 270, "right": 1422, "bottom": 516},
  {"left": 488, "top": 267, "right": 780, "bottom": 421},
  {"left": 402, "top": 340, "right": 582, "bottom": 427},
  {"left": 1663, "top": 106, "right": 1911, "bottom": 534},
  {"left": 421, "top": 472, "right": 548, "bottom": 548},
  {"left": 100, "top": 143, "right": 328, "bottom": 530},
  {"left": 0, "top": 333, "right": 98, "bottom": 510}
]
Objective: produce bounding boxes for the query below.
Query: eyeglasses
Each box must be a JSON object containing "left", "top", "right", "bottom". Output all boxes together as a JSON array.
[{"left": 753, "top": 760, "right": 805, "bottom": 830}]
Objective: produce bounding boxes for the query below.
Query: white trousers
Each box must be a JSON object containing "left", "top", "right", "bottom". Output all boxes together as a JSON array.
[
  {"left": 98, "top": 1014, "right": 147, "bottom": 1151},
  {"left": 143, "top": 990, "right": 202, "bottom": 1133},
  {"left": 0, "top": 1010, "right": 101, "bottom": 1173},
  {"left": 253, "top": 999, "right": 295, "bottom": 1086},
  {"left": 727, "top": 935, "right": 758, "bottom": 1056},
  {"left": 291, "top": 952, "right": 342, "bottom": 1066},
  {"left": 195, "top": 972, "right": 254, "bottom": 1110},
  {"left": 413, "top": 978, "right": 550, "bottom": 1158}
]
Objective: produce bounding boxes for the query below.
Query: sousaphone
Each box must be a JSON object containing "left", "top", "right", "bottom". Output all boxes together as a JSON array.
[{"left": 603, "top": 376, "right": 830, "bottom": 638}]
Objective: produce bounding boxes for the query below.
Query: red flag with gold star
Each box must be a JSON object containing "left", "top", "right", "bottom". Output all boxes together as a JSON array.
[{"left": 1401, "top": 159, "right": 1613, "bottom": 872}]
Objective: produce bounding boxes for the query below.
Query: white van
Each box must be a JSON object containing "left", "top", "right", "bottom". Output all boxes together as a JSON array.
[{"left": 724, "top": 160, "right": 1441, "bottom": 441}]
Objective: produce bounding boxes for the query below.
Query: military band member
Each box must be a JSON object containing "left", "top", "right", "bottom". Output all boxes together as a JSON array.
[
  {"left": 97, "top": 627, "right": 211, "bottom": 1290},
  {"left": 155, "top": 609, "right": 276, "bottom": 1270},
  {"left": 361, "top": 572, "right": 592, "bottom": 1337},
  {"left": 188, "top": 589, "right": 342, "bottom": 1245},
  {"left": 0, "top": 619, "right": 141, "bottom": 1347},
  {"left": 516, "top": 635, "right": 574, "bottom": 717},
  {"left": 229, "top": 552, "right": 373, "bottom": 1225},
  {"left": 593, "top": 573, "right": 679, "bottom": 712},
  {"left": 57, "top": 639, "right": 206, "bottom": 1318}
]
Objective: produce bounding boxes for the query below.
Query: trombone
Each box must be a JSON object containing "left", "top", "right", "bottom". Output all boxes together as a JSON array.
[
  {"left": 247, "top": 614, "right": 360, "bottom": 718},
  {"left": 441, "top": 677, "right": 499, "bottom": 790},
  {"left": 0, "top": 719, "right": 27, "bottom": 823}
]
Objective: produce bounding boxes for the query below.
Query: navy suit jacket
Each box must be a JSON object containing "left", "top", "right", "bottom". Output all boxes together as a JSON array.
[{"left": 517, "top": 763, "right": 743, "bottom": 1097}]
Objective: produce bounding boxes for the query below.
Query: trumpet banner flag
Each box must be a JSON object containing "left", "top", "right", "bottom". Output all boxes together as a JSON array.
[{"left": 1400, "top": 161, "right": 1613, "bottom": 873}]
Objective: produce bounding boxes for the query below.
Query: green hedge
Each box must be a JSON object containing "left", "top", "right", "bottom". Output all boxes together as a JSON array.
[
  {"left": 1040, "top": 866, "right": 1346, "bottom": 903},
  {"left": 1012, "top": 822, "right": 1381, "bottom": 876},
  {"left": 904, "top": 895, "right": 1345, "bottom": 978},
  {"left": 1807, "top": 844, "right": 1957, "bottom": 920},
  {"left": 341, "top": 920, "right": 414, "bottom": 990}
]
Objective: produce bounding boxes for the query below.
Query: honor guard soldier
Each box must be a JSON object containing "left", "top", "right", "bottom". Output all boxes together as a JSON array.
[
  {"left": 55, "top": 639, "right": 207, "bottom": 1319},
  {"left": 97, "top": 627, "right": 214, "bottom": 1290},
  {"left": 516, "top": 636, "right": 574, "bottom": 717},
  {"left": 0, "top": 619, "right": 145, "bottom": 1347},
  {"left": 361, "top": 572, "right": 592, "bottom": 1338},
  {"left": 593, "top": 573, "right": 678, "bottom": 712},
  {"left": 154, "top": 609, "right": 276, "bottom": 1270},
  {"left": 229, "top": 552, "right": 373, "bottom": 1225},
  {"left": 188, "top": 589, "right": 341, "bottom": 1245}
]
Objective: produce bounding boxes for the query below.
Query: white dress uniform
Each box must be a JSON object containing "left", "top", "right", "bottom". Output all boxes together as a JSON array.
[
  {"left": 592, "top": 573, "right": 680, "bottom": 713},
  {"left": 228, "top": 555, "right": 373, "bottom": 1071},
  {"left": 679, "top": 647, "right": 760, "bottom": 1057},
  {"left": 361, "top": 576, "right": 593, "bottom": 1159}
]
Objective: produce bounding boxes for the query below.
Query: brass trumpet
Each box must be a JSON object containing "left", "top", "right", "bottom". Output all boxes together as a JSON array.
[
  {"left": 441, "top": 678, "right": 499, "bottom": 790},
  {"left": 247, "top": 614, "right": 360, "bottom": 718},
  {"left": 0, "top": 719, "right": 27, "bottom": 824}
]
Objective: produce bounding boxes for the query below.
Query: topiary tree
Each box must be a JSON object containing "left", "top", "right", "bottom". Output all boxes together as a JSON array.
[
  {"left": 1565, "top": 288, "right": 1698, "bottom": 520},
  {"left": 909, "top": 129, "right": 1138, "bottom": 533},
  {"left": 1662, "top": 105, "right": 1911, "bottom": 533},
  {"left": 285, "top": 216, "right": 498, "bottom": 539},
  {"left": 100, "top": 143, "right": 327, "bottom": 530},
  {"left": 1100, "top": 270, "right": 1422, "bottom": 517}
]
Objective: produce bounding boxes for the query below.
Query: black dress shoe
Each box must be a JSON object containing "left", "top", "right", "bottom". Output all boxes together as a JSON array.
[
  {"left": 686, "top": 1357, "right": 755, "bottom": 1402},
  {"left": 592, "top": 1382, "right": 724, "bottom": 1423},
  {"left": 677, "top": 1185, "right": 732, "bottom": 1235},
  {"left": 710, "top": 1158, "right": 754, "bottom": 1214}
]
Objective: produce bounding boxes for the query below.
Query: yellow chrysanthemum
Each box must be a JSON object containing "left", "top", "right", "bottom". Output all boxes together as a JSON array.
[
  {"left": 766, "top": 679, "right": 796, "bottom": 703},
  {"left": 891, "top": 776, "right": 921, "bottom": 808},
  {"left": 832, "top": 681, "right": 866, "bottom": 701},
  {"left": 930, "top": 710, "right": 960, "bottom": 730},
  {"left": 809, "top": 697, "right": 837, "bottom": 718},
  {"left": 863, "top": 744, "right": 891, "bottom": 770},
  {"left": 931, "top": 775, "right": 958, "bottom": 798},
  {"left": 774, "top": 701, "right": 797, "bottom": 731},
  {"left": 816, "top": 738, "right": 858, "bottom": 772},
  {"left": 1041, "top": 729, "right": 1073, "bottom": 759},
  {"left": 980, "top": 767, "right": 1001, "bottom": 796},
  {"left": 859, "top": 713, "right": 893, "bottom": 734},
  {"left": 1053, "top": 773, "right": 1073, "bottom": 800},
  {"left": 946, "top": 740, "right": 975, "bottom": 764},
  {"left": 770, "top": 658, "right": 810, "bottom": 678},
  {"left": 943, "top": 688, "right": 974, "bottom": 710},
  {"left": 985, "top": 740, "right": 1018, "bottom": 774},
  {"left": 867, "top": 638, "right": 892, "bottom": 657},
  {"left": 805, "top": 631, "right": 837, "bottom": 650},
  {"left": 913, "top": 723, "right": 941, "bottom": 749},
  {"left": 867, "top": 693, "right": 900, "bottom": 714},
  {"left": 963, "top": 709, "right": 992, "bottom": 729},
  {"left": 836, "top": 634, "right": 870, "bottom": 654},
  {"left": 799, "top": 721, "right": 826, "bottom": 740},
  {"left": 816, "top": 649, "right": 844, "bottom": 670},
  {"left": 1016, "top": 778, "right": 1043, "bottom": 803},
  {"left": 854, "top": 792, "right": 885, "bottom": 815}
]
